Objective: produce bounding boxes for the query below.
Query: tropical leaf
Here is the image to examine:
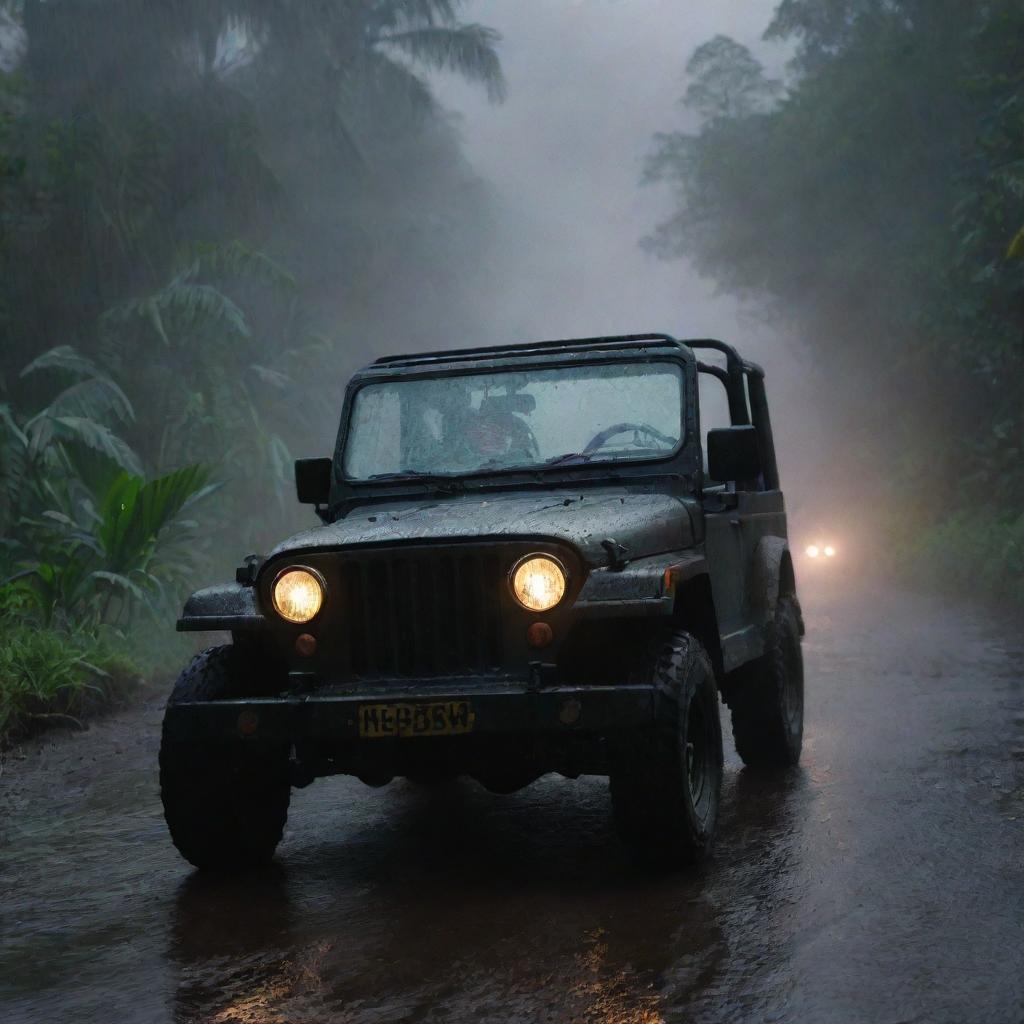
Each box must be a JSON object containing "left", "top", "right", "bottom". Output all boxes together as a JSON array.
[
  {"left": 20, "top": 345, "right": 106, "bottom": 381},
  {"left": 60, "top": 444, "right": 129, "bottom": 506},
  {"left": 40, "top": 510, "right": 76, "bottom": 527},
  {"left": 49, "top": 416, "right": 144, "bottom": 476},
  {"left": 142, "top": 296, "right": 172, "bottom": 347},
  {"left": 89, "top": 570, "right": 147, "bottom": 603},
  {"left": 1008, "top": 225, "right": 1024, "bottom": 259},
  {"left": 22, "top": 412, "right": 54, "bottom": 462},
  {"left": 178, "top": 241, "right": 297, "bottom": 292},
  {"left": 103, "top": 282, "right": 250, "bottom": 343},
  {"left": 249, "top": 364, "right": 292, "bottom": 389},
  {"left": 45, "top": 377, "right": 134, "bottom": 425},
  {"left": 378, "top": 23, "right": 506, "bottom": 102},
  {"left": 357, "top": 50, "right": 438, "bottom": 117},
  {"left": 0, "top": 403, "right": 28, "bottom": 446},
  {"left": 96, "top": 465, "right": 212, "bottom": 573},
  {"left": 371, "top": 0, "right": 460, "bottom": 32}
]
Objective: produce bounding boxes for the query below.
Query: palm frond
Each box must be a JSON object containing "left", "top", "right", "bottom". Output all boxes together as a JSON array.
[
  {"left": 96, "top": 465, "right": 212, "bottom": 573},
  {"left": 49, "top": 417, "right": 144, "bottom": 477},
  {"left": 370, "top": 0, "right": 460, "bottom": 32},
  {"left": 174, "top": 240, "right": 296, "bottom": 292},
  {"left": 88, "top": 570, "right": 147, "bottom": 603},
  {"left": 249, "top": 364, "right": 292, "bottom": 389},
  {"left": 20, "top": 345, "right": 105, "bottom": 382},
  {"left": 0, "top": 402, "right": 27, "bottom": 447},
  {"left": 45, "top": 377, "right": 135, "bottom": 426},
  {"left": 356, "top": 50, "right": 438, "bottom": 118},
  {"left": 103, "top": 282, "right": 251, "bottom": 343},
  {"left": 377, "top": 24, "right": 506, "bottom": 102}
]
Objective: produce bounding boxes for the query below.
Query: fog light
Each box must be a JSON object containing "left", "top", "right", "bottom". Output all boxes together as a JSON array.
[
  {"left": 295, "top": 633, "right": 317, "bottom": 657},
  {"left": 526, "top": 621, "right": 553, "bottom": 648}
]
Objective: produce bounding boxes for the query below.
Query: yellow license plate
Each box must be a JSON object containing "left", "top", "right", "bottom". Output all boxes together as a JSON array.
[{"left": 358, "top": 700, "right": 476, "bottom": 738}]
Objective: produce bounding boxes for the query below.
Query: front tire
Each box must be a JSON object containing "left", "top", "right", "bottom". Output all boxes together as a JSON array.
[
  {"left": 159, "top": 645, "right": 291, "bottom": 872},
  {"left": 728, "top": 595, "right": 804, "bottom": 769},
  {"left": 609, "top": 631, "right": 723, "bottom": 867}
]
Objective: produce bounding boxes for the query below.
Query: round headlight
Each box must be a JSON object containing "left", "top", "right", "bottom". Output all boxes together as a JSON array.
[
  {"left": 806, "top": 545, "right": 820, "bottom": 559},
  {"left": 272, "top": 567, "right": 324, "bottom": 623},
  {"left": 511, "top": 555, "right": 566, "bottom": 613}
]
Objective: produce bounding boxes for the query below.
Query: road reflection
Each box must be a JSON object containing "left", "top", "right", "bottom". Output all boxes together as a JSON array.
[{"left": 167, "top": 764, "right": 808, "bottom": 1023}]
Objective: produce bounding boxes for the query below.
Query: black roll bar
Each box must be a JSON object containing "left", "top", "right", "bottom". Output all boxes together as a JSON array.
[{"left": 688, "top": 339, "right": 779, "bottom": 490}]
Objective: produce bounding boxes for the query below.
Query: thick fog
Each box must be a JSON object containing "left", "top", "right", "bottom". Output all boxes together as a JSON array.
[
  {"left": 432, "top": 0, "right": 780, "bottom": 341},
  {"left": 428, "top": 1, "right": 827, "bottom": 532}
]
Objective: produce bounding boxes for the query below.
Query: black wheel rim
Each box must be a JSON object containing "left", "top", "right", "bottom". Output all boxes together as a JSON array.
[{"left": 685, "top": 694, "right": 714, "bottom": 820}]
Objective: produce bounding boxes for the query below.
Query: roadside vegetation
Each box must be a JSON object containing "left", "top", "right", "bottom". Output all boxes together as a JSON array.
[
  {"left": 647, "top": 1, "right": 1024, "bottom": 604},
  {"left": 0, "top": 0, "right": 505, "bottom": 742}
]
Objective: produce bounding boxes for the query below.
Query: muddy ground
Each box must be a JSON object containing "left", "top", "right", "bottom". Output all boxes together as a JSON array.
[{"left": 1, "top": 575, "right": 1022, "bottom": 1024}]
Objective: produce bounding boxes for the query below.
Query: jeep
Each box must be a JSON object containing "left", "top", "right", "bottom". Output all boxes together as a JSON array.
[{"left": 160, "top": 333, "right": 805, "bottom": 871}]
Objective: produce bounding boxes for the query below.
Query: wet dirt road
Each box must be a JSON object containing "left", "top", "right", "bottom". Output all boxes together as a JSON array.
[{"left": 2, "top": 577, "right": 1022, "bottom": 1024}]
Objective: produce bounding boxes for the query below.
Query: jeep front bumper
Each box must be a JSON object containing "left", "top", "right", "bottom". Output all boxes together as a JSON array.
[{"left": 162, "top": 681, "right": 657, "bottom": 745}]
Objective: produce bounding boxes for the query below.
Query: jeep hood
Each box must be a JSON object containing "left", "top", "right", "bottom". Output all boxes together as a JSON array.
[{"left": 267, "top": 490, "right": 695, "bottom": 566}]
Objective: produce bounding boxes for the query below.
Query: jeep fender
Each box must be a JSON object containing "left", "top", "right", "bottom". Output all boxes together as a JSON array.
[
  {"left": 574, "top": 551, "right": 725, "bottom": 679},
  {"left": 574, "top": 550, "right": 708, "bottom": 618},
  {"left": 748, "top": 536, "right": 803, "bottom": 636},
  {"left": 177, "top": 582, "right": 264, "bottom": 632}
]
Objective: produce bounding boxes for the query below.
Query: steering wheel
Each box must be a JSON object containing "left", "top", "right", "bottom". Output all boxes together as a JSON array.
[{"left": 583, "top": 422, "right": 676, "bottom": 455}]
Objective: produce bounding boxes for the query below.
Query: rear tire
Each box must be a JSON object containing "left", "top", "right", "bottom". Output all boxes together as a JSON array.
[
  {"left": 609, "top": 630, "right": 723, "bottom": 867},
  {"left": 159, "top": 645, "right": 291, "bottom": 872},
  {"left": 728, "top": 596, "right": 804, "bottom": 769}
]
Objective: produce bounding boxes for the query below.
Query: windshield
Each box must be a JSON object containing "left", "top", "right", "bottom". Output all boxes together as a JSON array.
[{"left": 342, "top": 361, "right": 685, "bottom": 480}]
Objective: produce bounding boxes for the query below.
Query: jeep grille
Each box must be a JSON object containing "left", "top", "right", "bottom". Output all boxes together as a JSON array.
[{"left": 341, "top": 548, "right": 505, "bottom": 678}]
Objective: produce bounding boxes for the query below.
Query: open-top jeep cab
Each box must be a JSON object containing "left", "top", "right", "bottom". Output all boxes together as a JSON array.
[{"left": 160, "top": 334, "right": 804, "bottom": 871}]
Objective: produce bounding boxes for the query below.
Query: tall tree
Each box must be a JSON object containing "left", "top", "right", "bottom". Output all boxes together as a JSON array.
[
  {"left": 1, "top": 0, "right": 506, "bottom": 554},
  {"left": 646, "top": 0, "right": 1024, "bottom": 594}
]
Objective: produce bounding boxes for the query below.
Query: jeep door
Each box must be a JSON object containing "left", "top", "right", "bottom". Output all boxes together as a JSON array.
[{"left": 699, "top": 367, "right": 786, "bottom": 672}]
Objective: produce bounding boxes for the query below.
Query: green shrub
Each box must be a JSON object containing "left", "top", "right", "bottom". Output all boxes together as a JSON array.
[
  {"left": 0, "top": 604, "right": 141, "bottom": 742},
  {"left": 907, "top": 511, "right": 1024, "bottom": 607}
]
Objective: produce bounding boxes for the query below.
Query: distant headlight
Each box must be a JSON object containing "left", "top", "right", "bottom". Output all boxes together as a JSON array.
[
  {"left": 806, "top": 545, "right": 820, "bottom": 558},
  {"left": 824, "top": 545, "right": 836, "bottom": 558},
  {"left": 511, "top": 555, "right": 566, "bottom": 613},
  {"left": 272, "top": 567, "right": 324, "bottom": 623}
]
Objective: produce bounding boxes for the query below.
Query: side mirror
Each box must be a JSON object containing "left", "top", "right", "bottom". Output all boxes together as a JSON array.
[
  {"left": 295, "top": 457, "right": 332, "bottom": 505},
  {"left": 707, "top": 425, "right": 761, "bottom": 484}
]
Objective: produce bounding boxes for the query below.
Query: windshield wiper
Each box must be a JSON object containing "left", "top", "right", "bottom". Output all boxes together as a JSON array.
[
  {"left": 367, "top": 470, "right": 442, "bottom": 480},
  {"left": 544, "top": 451, "right": 595, "bottom": 467},
  {"left": 366, "top": 470, "right": 465, "bottom": 493}
]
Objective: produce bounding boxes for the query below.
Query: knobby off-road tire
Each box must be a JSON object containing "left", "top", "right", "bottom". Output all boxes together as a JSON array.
[
  {"left": 159, "top": 645, "right": 290, "bottom": 872},
  {"left": 729, "top": 596, "right": 804, "bottom": 769},
  {"left": 609, "top": 631, "right": 723, "bottom": 867}
]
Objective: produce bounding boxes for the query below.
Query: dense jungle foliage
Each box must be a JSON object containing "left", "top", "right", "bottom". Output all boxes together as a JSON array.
[
  {"left": 648, "top": 0, "right": 1024, "bottom": 603},
  {"left": 0, "top": 0, "right": 504, "bottom": 736}
]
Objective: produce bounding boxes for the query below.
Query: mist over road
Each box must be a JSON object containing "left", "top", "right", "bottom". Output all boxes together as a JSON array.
[{"left": 2, "top": 576, "right": 1021, "bottom": 1024}]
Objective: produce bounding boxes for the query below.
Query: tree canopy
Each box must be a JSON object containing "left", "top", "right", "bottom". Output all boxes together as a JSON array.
[
  {"left": 647, "top": 0, "right": 1024, "bottom": 597},
  {"left": 0, "top": 0, "right": 507, "bottom": 656}
]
